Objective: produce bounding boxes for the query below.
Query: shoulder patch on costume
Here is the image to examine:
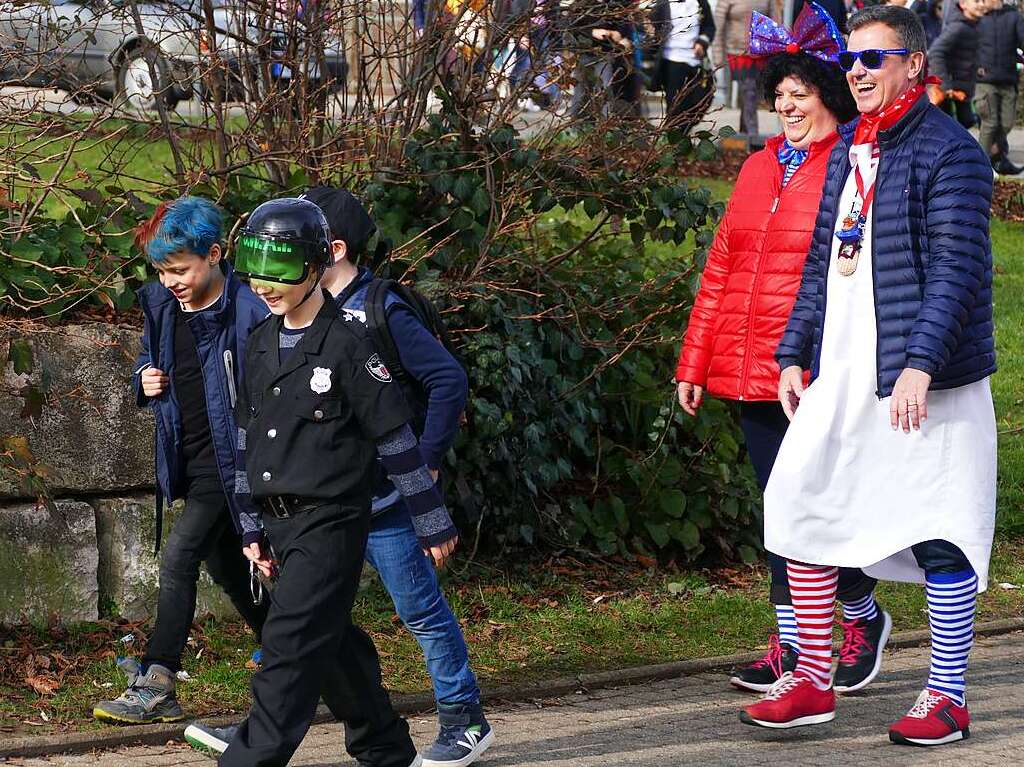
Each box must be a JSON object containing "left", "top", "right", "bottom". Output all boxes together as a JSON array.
[
  {"left": 342, "top": 308, "right": 367, "bottom": 324},
  {"left": 365, "top": 353, "right": 392, "bottom": 383}
]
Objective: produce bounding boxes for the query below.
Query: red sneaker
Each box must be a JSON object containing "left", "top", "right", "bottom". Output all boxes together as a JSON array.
[
  {"left": 889, "top": 689, "right": 971, "bottom": 746},
  {"left": 739, "top": 672, "right": 836, "bottom": 729}
]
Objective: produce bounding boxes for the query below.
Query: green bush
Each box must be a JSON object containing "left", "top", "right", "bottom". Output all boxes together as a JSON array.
[
  {"left": 2, "top": 103, "right": 761, "bottom": 564},
  {"left": 360, "top": 99, "right": 762, "bottom": 561}
]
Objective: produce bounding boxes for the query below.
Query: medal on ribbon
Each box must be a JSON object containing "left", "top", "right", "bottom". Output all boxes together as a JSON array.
[{"left": 835, "top": 209, "right": 864, "bottom": 277}]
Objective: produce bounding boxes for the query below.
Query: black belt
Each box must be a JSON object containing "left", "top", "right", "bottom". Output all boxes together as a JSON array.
[{"left": 260, "top": 496, "right": 324, "bottom": 519}]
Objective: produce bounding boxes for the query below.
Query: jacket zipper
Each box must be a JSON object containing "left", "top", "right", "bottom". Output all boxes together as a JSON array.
[
  {"left": 737, "top": 157, "right": 785, "bottom": 400},
  {"left": 870, "top": 150, "right": 885, "bottom": 399},
  {"left": 223, "top": 349, "right": 237, "bottom": 409}
]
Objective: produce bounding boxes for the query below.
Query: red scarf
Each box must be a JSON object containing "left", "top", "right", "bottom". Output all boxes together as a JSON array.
[{"left": 852, "top": 82, "right": 927, "bottom": 146}]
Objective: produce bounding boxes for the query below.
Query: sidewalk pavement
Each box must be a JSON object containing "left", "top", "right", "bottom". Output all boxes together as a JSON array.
[{"left": 9, "top": 631, "right": 1022, "bottom": 766}]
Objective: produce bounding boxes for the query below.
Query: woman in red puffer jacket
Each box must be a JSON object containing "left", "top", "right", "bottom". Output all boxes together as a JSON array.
[{"left": 675, "top": 41, "right": 886, "bottom": 694}]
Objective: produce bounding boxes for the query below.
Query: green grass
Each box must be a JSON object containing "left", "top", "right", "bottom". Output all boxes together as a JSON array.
[
  {"left": 3, "top": 540, "right": 1023, "bottom": 736},
  {"left": 991, "top": 218, "right": 1024, "bottom": 534}
]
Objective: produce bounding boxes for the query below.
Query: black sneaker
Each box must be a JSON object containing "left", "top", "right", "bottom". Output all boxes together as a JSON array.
[
  {"left": 185, "top": 722, "right": 240, "bottom": 756},
  {"left": 994, "top": 156, "right": 1024, "bottom": 176},
  {"left": 729, "top": 635, "right": 798, "bottom": 693},
  {"left": 834, "top": 610, "right": 892, "bottom": 693}
]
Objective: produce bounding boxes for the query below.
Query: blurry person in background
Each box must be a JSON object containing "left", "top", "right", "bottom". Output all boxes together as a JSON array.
[
  {"left": 974, "top": 0, "right": 1024, "bottom": 174},
  {"left": 567, "top": 0, "right": 641, "bottom": 121},
  {"left": 916, "top": 0, "right": 943, "bottom": 46},
  {"left": 651, "top": 0, "right": 716, "bottom": 132},
  {"left": 927, "top": 0, "right": 989, "bottom": 129},
  {"left": 714, "top": 0, "right": 775, "bottom": 137}
]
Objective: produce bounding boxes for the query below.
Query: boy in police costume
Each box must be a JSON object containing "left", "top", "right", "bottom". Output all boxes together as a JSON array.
[
  {"left": 211, "top": 198, "right": 456, "bottom": 767},
  {"left": 303, "top": 186, "right": 494, "bottom": 767}
]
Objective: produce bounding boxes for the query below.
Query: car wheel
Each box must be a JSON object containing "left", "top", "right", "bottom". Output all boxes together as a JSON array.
[{"left": 117, "top": 46, "right": 179, "bottom": 112}]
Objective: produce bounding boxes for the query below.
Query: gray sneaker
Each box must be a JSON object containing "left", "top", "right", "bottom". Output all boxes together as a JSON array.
[
  {"left": 92, "top": 658, "right": 185, "bottom": 724},
  {"left": 185, "top": 722, "right": 239, "bottom": 756}
]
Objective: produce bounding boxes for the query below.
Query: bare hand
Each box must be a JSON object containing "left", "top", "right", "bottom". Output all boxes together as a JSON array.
[
  {"left": 890, "top": 368, "right": 931, "bottom": 433},
  {"left": 429, "top": 468, "right": 439, "bottom": 482},
  {"left": 694, "top": 42, "right": 707, "bottom": 59},
  {"left": 424, "top": 535, "right": 458, "bottom": 569},
  {"left": 778, "top": 366, "right": 805, "bottom": 421},
  {"left": 243, "top": 541, "right": 275, "bottom": 579},
  {"left": 141, "top": 367, "right": 169, "bottom": 398},
  {"left": 676, "top": 381, "right": 704, "bottom": 416},
  {"left": 927, "top": 85, "right": 946, "bottom": 106}
]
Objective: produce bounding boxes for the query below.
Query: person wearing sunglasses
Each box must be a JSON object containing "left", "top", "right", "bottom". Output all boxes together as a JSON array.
[
  {"left": 93, "top": 197, "right": 272, "bottom": 727},
  {"left": 191, "top": 197, "right": 456, "bottom": 767},
  {"left": 925, "top": 0, "right": 990, "bottom": 128},
  {"left": 745, "top": 4, "right": 996, "bottom": 748}
]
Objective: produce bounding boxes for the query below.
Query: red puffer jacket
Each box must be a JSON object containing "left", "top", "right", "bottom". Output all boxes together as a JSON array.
[{"left": 675, "top": 131, "right": 839, "bottom": 400}]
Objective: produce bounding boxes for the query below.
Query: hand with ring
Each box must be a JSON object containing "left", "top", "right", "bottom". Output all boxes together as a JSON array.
[{"left": 889, "top": 367, "right": 932, "bottom": 433}]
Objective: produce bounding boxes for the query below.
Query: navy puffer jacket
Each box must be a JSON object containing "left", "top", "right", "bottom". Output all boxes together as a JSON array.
[{"left": 776, "top": 96, "right": 996, "bottom": 398}]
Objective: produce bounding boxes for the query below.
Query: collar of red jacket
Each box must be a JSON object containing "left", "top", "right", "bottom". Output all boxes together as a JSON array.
[{"left": 764, "top": 129, "right": 841, "bottom": 157}]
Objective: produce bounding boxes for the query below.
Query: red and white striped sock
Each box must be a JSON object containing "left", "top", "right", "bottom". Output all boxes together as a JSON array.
[{"left": 788, "top": 562, "right": 838, "bottom": 690}]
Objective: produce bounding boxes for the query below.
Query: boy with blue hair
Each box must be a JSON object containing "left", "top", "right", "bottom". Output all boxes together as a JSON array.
[{"left": 93, "top": 196, "right": 270, "bottom": 724}]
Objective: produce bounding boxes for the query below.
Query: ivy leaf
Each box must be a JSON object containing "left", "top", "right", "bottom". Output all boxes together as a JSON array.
[
  {"left": 9, "top": 339, "right": 33, "bottom": 375},
  {"left": 645, "top": 521, "right": 670, "bottom": 548},
  {"left": 658, "top": 489, "right": 687, "bottom": 519}
]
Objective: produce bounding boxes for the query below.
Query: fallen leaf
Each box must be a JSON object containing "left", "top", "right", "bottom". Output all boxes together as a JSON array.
[
  {"left": 24, "top": 674, "right": 59, "bottom": 696},
  {"left": 998, "top": 582, "right": 1021, "bottom": 590}
]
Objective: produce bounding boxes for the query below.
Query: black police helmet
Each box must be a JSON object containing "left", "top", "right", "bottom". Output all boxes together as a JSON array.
[{"left": 234, "top": 198, "right": 332, "bottom": 285}]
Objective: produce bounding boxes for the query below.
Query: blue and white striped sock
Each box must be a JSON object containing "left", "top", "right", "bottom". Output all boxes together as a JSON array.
[
  {"left": 841, "top": 591, "right": 879, "bottom": 623},
  {"left": 925, "top": 569, "right": 978, "bottom": 706},
  {"left": 775, "top": 604, "right": 800, "bottom": 653}
]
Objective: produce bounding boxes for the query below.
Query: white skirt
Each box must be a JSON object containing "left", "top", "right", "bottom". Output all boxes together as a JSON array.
[{"left": 763, "top": 169, "right": 997, "bottom": 592}]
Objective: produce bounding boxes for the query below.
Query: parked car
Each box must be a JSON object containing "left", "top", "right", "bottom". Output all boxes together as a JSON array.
[{"left": 0, "top": 0, "right": 347, "bottom": 110}]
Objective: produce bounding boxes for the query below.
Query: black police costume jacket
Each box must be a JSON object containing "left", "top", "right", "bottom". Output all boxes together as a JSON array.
[{"left": 234, "top": 291, "right": 413, "bottom": 509}]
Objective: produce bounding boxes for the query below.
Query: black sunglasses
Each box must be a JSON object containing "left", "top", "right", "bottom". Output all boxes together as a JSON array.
[{"left": 837, "top": 48, "right": 910, "bottom": 72}]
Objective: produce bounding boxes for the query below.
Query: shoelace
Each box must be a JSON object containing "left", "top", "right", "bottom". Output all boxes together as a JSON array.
[
  {"left": 907, "top": 690, "right": 946, "bottom": 719},
  {"left": 838, "top": 619, "right": 868, "bottom": 665},
  {"left": 750, "top": 634, "right": 786, "bottom": 680},
  {"left": 764, "top": 671, "right": 805, "bottom": 700}
]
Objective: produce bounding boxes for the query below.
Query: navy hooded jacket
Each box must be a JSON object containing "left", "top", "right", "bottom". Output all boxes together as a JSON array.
[
  {"left": 775, "top": 96, "right": 996, "bottom": 398},
  {"left": 133, "top": 264, "right": 268, "bottom": 543}
]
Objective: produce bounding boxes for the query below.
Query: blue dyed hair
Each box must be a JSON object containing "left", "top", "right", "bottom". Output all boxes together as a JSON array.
[{"left": 137, "top": 196, "right": 223, "bottom": 263}]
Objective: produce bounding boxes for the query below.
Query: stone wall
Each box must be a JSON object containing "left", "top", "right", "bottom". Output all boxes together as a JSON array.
[{"left": 0, "top": 323, "right": 237, "bottom": 624}]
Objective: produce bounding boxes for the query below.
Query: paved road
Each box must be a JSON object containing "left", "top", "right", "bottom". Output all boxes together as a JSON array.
[{"left": 10, "top": 631, "right": 1022, "bottom": 766}]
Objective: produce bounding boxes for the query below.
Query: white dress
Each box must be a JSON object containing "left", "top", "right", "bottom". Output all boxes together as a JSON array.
[{"left": 763, "top": 145, "right": 997, "bottom": 592}]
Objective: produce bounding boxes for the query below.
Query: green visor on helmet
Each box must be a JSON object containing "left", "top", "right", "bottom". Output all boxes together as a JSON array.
[{"left": 233, "top": 234, "right": 315, "bottom": 285}]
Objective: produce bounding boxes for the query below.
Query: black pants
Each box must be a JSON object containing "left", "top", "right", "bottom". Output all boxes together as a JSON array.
[
  {"left": 659, "top": 59, "right": 713, "bottom": 135},
  {"left": 942, "top": 97, "right": 975, "bottom": 130},
  {"left": 220, "top": 502, "right": 415, "bottom": 767},
  {"left": 144, "top": 478, "right": 269, "bottom": 672},
  {"left": 911, "top": 539, "right": 972, "bottom": 574},
  {"left": 738, "top": 402, "right": 877, "bottom": 606}
]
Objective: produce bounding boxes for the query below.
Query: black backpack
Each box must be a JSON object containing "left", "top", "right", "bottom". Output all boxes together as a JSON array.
[{"left": 361, "top": 278, "right": 466, "bottom": 429}]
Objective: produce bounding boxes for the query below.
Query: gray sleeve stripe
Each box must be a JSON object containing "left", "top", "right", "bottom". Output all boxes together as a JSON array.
[
  {"left": 411, "top": 507, "right": 455, "bottom": 537},
  {"left": 237, "top": 427, "right": 247, "bottom": 451},
  {"left": 377, "top": 423, "right": 417, "bottom": 456},
  {"left": 235, "top": 470, "right": 250, "bottom": 494},
  {"left": 390, "top": 468, "right": 436, "bottom": 496}
]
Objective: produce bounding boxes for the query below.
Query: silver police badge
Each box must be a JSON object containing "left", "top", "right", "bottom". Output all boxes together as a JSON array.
[
  {"left": 309, "top": 367, "right": 333, "bottom": 394},
  {"left": 365, "top": 354, "right": 392, "bottom": 383}
]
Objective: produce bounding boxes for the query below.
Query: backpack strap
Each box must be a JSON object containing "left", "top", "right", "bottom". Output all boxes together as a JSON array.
[{"left": 364, "top": 278, "right": 411, "bottom": 386}]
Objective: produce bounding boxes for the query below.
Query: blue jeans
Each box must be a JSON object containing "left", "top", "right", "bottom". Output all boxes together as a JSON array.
[{"left": 365, "top": 502, "right": 480, "bottom": 706}]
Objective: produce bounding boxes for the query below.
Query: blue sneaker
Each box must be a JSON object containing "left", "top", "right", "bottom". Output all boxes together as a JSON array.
[
  {"left": 184, "top": 722, "right": 239, "bottom": 756},
  {"left": 421, "top": 703, "right": 494, "bottom": 767}
]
